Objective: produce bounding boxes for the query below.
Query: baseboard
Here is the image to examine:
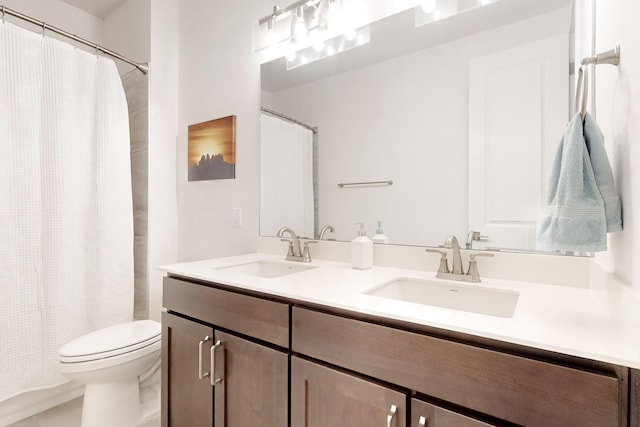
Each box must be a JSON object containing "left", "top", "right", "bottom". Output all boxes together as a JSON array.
[{"left": 0, "top": 382, "right": 83, "bottom": 426}]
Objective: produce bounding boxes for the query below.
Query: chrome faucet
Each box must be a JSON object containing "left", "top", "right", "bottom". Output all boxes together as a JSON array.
[
  {"left": 318, "top": 225, "right": 335, "bottom": 240},
  {"left": 465, "top": 230, "right": 488, "bottom": 249},
  {"left": 444, "top": 235, "right": 464, "bottom": 275},
  {"left": 276, "top": 227, "right": 317, "bottom": 262},
  {"left": 425, "top": 235, "right": 494, "bottom": 283}
]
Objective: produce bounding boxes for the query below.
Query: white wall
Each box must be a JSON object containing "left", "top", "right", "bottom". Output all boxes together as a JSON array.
[
  {"left": 2, "top": 0, "right": 102, "bottom": 43},
  {"left": 103, "top": 0, "right": 150, "bottom": 76},
  {"left": 177, "top": 0, "right": 269, "bottom": 261},
  {"left": 266, "top": 9, "right": 568, "bottom": 245},
  {"left": 148, "top": 0, "right": 179, "bottom": 320},
  {"left": 592, "top": 0, "right": 640, "bottom": 292}
]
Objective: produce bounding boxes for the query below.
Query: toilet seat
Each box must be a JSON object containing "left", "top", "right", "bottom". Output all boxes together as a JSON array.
[{"left": 60, "top": 320, "right": 161, "bottom": 363}]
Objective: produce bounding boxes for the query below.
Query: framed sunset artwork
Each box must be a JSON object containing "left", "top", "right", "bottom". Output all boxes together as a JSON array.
[{"left": 187, "top": 115, "right": 236, "bottom": 181}]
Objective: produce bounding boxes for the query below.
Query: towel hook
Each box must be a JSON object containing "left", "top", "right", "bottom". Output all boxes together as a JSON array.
[
  {"left": 575, "top": 45, "right": 619, "bottom": 121},
  {"left": 575, "top": 66, "right": 589, "bottom": 121}
]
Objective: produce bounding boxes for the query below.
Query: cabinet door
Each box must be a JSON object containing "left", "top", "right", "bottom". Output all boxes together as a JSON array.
[
  {"left": 411, "top": 399, "right": 495, "bottom": 427},
  {"left": 291, "top": 356, "right": 406, "bottom": 427},
  {"left": 162, "top": 312, "right": 214, "bottom": 427},
  {"left": 213, "top": 331, "right": 288, "bottom": 427}
]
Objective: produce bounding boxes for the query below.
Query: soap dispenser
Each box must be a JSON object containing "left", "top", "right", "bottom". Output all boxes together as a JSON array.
[
  {"left": 371, "top": 221, "right": 389, "bottom": 244},
  {"left": 351, "top": 222, "right": 373, "bottom": 270}
]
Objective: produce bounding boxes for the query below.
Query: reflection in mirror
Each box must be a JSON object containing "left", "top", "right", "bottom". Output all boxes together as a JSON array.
[{"left": 260, "top": 0, "right": 575, "bottom": 253}]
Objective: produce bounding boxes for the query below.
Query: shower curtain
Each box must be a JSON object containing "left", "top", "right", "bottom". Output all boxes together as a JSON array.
[
  {"left": 0, "top": 21, "right": 134, "bottom": 400},
  {"left": 259, "top": 112, "right": 315, "bottom": 239}
]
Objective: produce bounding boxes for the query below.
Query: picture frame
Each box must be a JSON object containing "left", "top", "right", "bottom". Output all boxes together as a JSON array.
[{"left": 188, "top": 115, "right": 236, "bottom": 181}]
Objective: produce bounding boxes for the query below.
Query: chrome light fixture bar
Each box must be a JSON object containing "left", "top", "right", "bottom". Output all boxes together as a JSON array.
[
  {"left": 257, "top": 0, "right": 345, "bottom": 51},
  {"left": 257, "top": 0, "right": 370, "bottom": 69},
  {"left": 258, "top": 0, "right": 326, "bottom": 26}
]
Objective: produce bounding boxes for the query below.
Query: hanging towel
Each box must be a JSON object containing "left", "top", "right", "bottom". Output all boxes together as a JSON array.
[
  {"left": 536, "top": 113, "right": 607, "bottom": 252},
  {"left": 583, "top": 112, "right": 623, "bottom": 232}
]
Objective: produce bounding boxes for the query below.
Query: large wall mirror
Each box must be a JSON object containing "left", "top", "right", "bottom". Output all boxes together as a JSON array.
[{"left": 260, "top": 0, "right": 576, "bottom": 253}]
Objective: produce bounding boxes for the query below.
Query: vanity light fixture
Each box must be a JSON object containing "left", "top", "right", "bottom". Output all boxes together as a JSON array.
[
  {"left": 286, "top": 24, "right": 370, "bottom": 70},
  {"left": 266, "top": 8, "right": 278, "bottom": 47},
  {"left": 290, "top": 6, "right": 307, "bottom": 44},
  {"left": 317, "top": 0, "right": 330, "bottom": 31},
  {"left": 258, "top": 0, "right": 368, "bottom": 67}
]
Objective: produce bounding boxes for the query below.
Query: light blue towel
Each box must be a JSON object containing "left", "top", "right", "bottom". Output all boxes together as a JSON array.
[
  {"left": 583, "top": 112, "right": 623, "bottom": 232},
  {"left": 536, "top": 113, "right": 607, "bottom": 252}
]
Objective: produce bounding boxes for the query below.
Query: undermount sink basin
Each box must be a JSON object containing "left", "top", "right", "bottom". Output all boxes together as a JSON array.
[
  {"left": 364, "top": 277, "right": 519, "bottom": 318},
  {"left": 215, "top": 260, "right": 316, "bottom": 278}
]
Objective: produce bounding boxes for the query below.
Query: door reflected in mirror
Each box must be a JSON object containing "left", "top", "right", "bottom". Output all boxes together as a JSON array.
[{"left": 260, "top": 0, "right": 578, "bottom": 254}]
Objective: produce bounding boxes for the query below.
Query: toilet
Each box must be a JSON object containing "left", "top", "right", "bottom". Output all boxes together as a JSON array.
[{"left": 58, "top": 320, "right": 162, "bottom": 427}]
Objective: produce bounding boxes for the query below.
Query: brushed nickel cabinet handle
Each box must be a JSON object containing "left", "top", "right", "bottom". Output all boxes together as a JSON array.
[
  {"left": 198, "top": 336, "right": 212, "bottom": 380},
  {"left": 418, "top": 415, "right": 427, "bottom": 427},
  {"left": 210, "top": 339, "right": 223, "bottom": 386},
  {"left": 386, "top": 404, "right": 397, "bottom": 427}
]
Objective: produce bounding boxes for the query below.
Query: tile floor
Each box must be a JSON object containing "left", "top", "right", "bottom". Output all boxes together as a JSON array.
[{"left": 7, "top": 398, "right": 160, "bottom": 427}]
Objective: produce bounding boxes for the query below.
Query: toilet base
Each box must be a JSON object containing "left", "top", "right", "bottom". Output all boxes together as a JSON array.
[{"left": 81, "top": 378, "right": 141, "bottom": 427}]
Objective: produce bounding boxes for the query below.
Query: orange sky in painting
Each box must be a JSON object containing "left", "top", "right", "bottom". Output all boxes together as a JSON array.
[{"left": 188, "top": 116, "right": 236, "bottom": 166}]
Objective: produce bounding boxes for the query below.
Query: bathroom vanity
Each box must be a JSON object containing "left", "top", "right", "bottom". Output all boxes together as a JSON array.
[{"left": 160, "top": 253, "right": 640, "bottom": 427}]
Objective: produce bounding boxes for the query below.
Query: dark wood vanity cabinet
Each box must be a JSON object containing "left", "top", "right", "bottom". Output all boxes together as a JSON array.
[
  {"left": 162, "top": 311, "right": 213, "bottom": 427},
  {"left": 162, "top": 277, "right": 289, "bottom": 427},
  {"left": 291, "top": 356, "right": 407, "bottom": 427},
  {"left": 212, "top": 331, "right": 288, "bottom": 426},
  {"left": 411, "top": 399, "right": 495, "bottom": 427},
  {"left": 162, "top": 276, "right": 635, "bottom": 427},
  {"left": 292, "top": 307, "right": 629, "bottom": 427}
]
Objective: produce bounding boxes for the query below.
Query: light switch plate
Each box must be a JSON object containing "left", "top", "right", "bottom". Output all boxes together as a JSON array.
[{"left": 232, "top": 207, "right": 243, "bottom": 227}]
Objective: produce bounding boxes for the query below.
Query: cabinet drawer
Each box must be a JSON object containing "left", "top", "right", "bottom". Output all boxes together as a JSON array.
[
  {"left": 292, "top": 307, "right": 623, "bottom": 427},
  {"left": 163, "top": 277, "right": 289, "bottom": 348},
  {"left": 411, "top": 399, "right": 494, "bottom": 427}
]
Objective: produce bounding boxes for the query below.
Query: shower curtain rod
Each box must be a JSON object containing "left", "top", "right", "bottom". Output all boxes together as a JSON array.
[
  {"left": 1, "top": 5, "right": 149, "bottom": 74},
  {"left": 261, "top": 107, "right": 318, "bottom": 133}
]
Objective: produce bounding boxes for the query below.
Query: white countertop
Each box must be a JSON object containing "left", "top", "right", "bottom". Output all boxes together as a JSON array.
[{"left": 159, "top": 253, "right": 640, "bottom": 369}]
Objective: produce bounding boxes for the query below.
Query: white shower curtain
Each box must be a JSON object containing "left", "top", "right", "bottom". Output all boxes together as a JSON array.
[
  {"left": 260, "top": 112, "right": 315, "bottom": 238},
  {"left": 0, "top": 22, "right": 134, "bottom": 400}
]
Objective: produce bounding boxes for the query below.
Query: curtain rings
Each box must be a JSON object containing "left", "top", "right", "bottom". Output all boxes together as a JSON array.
[{"left": 2, "top": 6, "right": 6, "bottom": 24}]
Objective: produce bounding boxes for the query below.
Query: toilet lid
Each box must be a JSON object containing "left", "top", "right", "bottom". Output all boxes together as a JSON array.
[{"left": 59, "top": 320, "right": 161, "bottom": 362}]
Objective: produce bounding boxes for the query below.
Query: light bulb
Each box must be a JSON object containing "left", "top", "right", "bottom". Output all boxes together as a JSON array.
[
  {"left": 317, "top": 0, "right": 330, "bottom": 31},
  {"left": 313, "top": 39, "right": 325, "bottom": 52},
  {"left": 328, "top": 0, "right": 341, "bottom": 28},
  {"left": 421, "top": 0, "right": 437, "bottom": 13},
  {"left": 290, "top": 6, "right": 307, "bottom": 44},
  {"left": 344, "top": 27, "right": 356, "bottom": 41},
  {"left": 266, "top": 18, "right": 277, "bottom": 47},
  {"left": 285, "top": 50, "right": 297, "bottom": 62}
]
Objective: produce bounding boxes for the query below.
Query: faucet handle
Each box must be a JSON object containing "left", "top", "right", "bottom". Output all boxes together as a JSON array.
[
  {"left": 467, "top": 252, "right": 494, "bottom": 282},
  {"left": 301, "top": 240, "right": 317, "bottom": 262},
  {"left": 425, "top": 248, "right": 450, "bottom": 274},
  {"left": 280, "top": 238, "right": 295, "bottom": 257}
]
